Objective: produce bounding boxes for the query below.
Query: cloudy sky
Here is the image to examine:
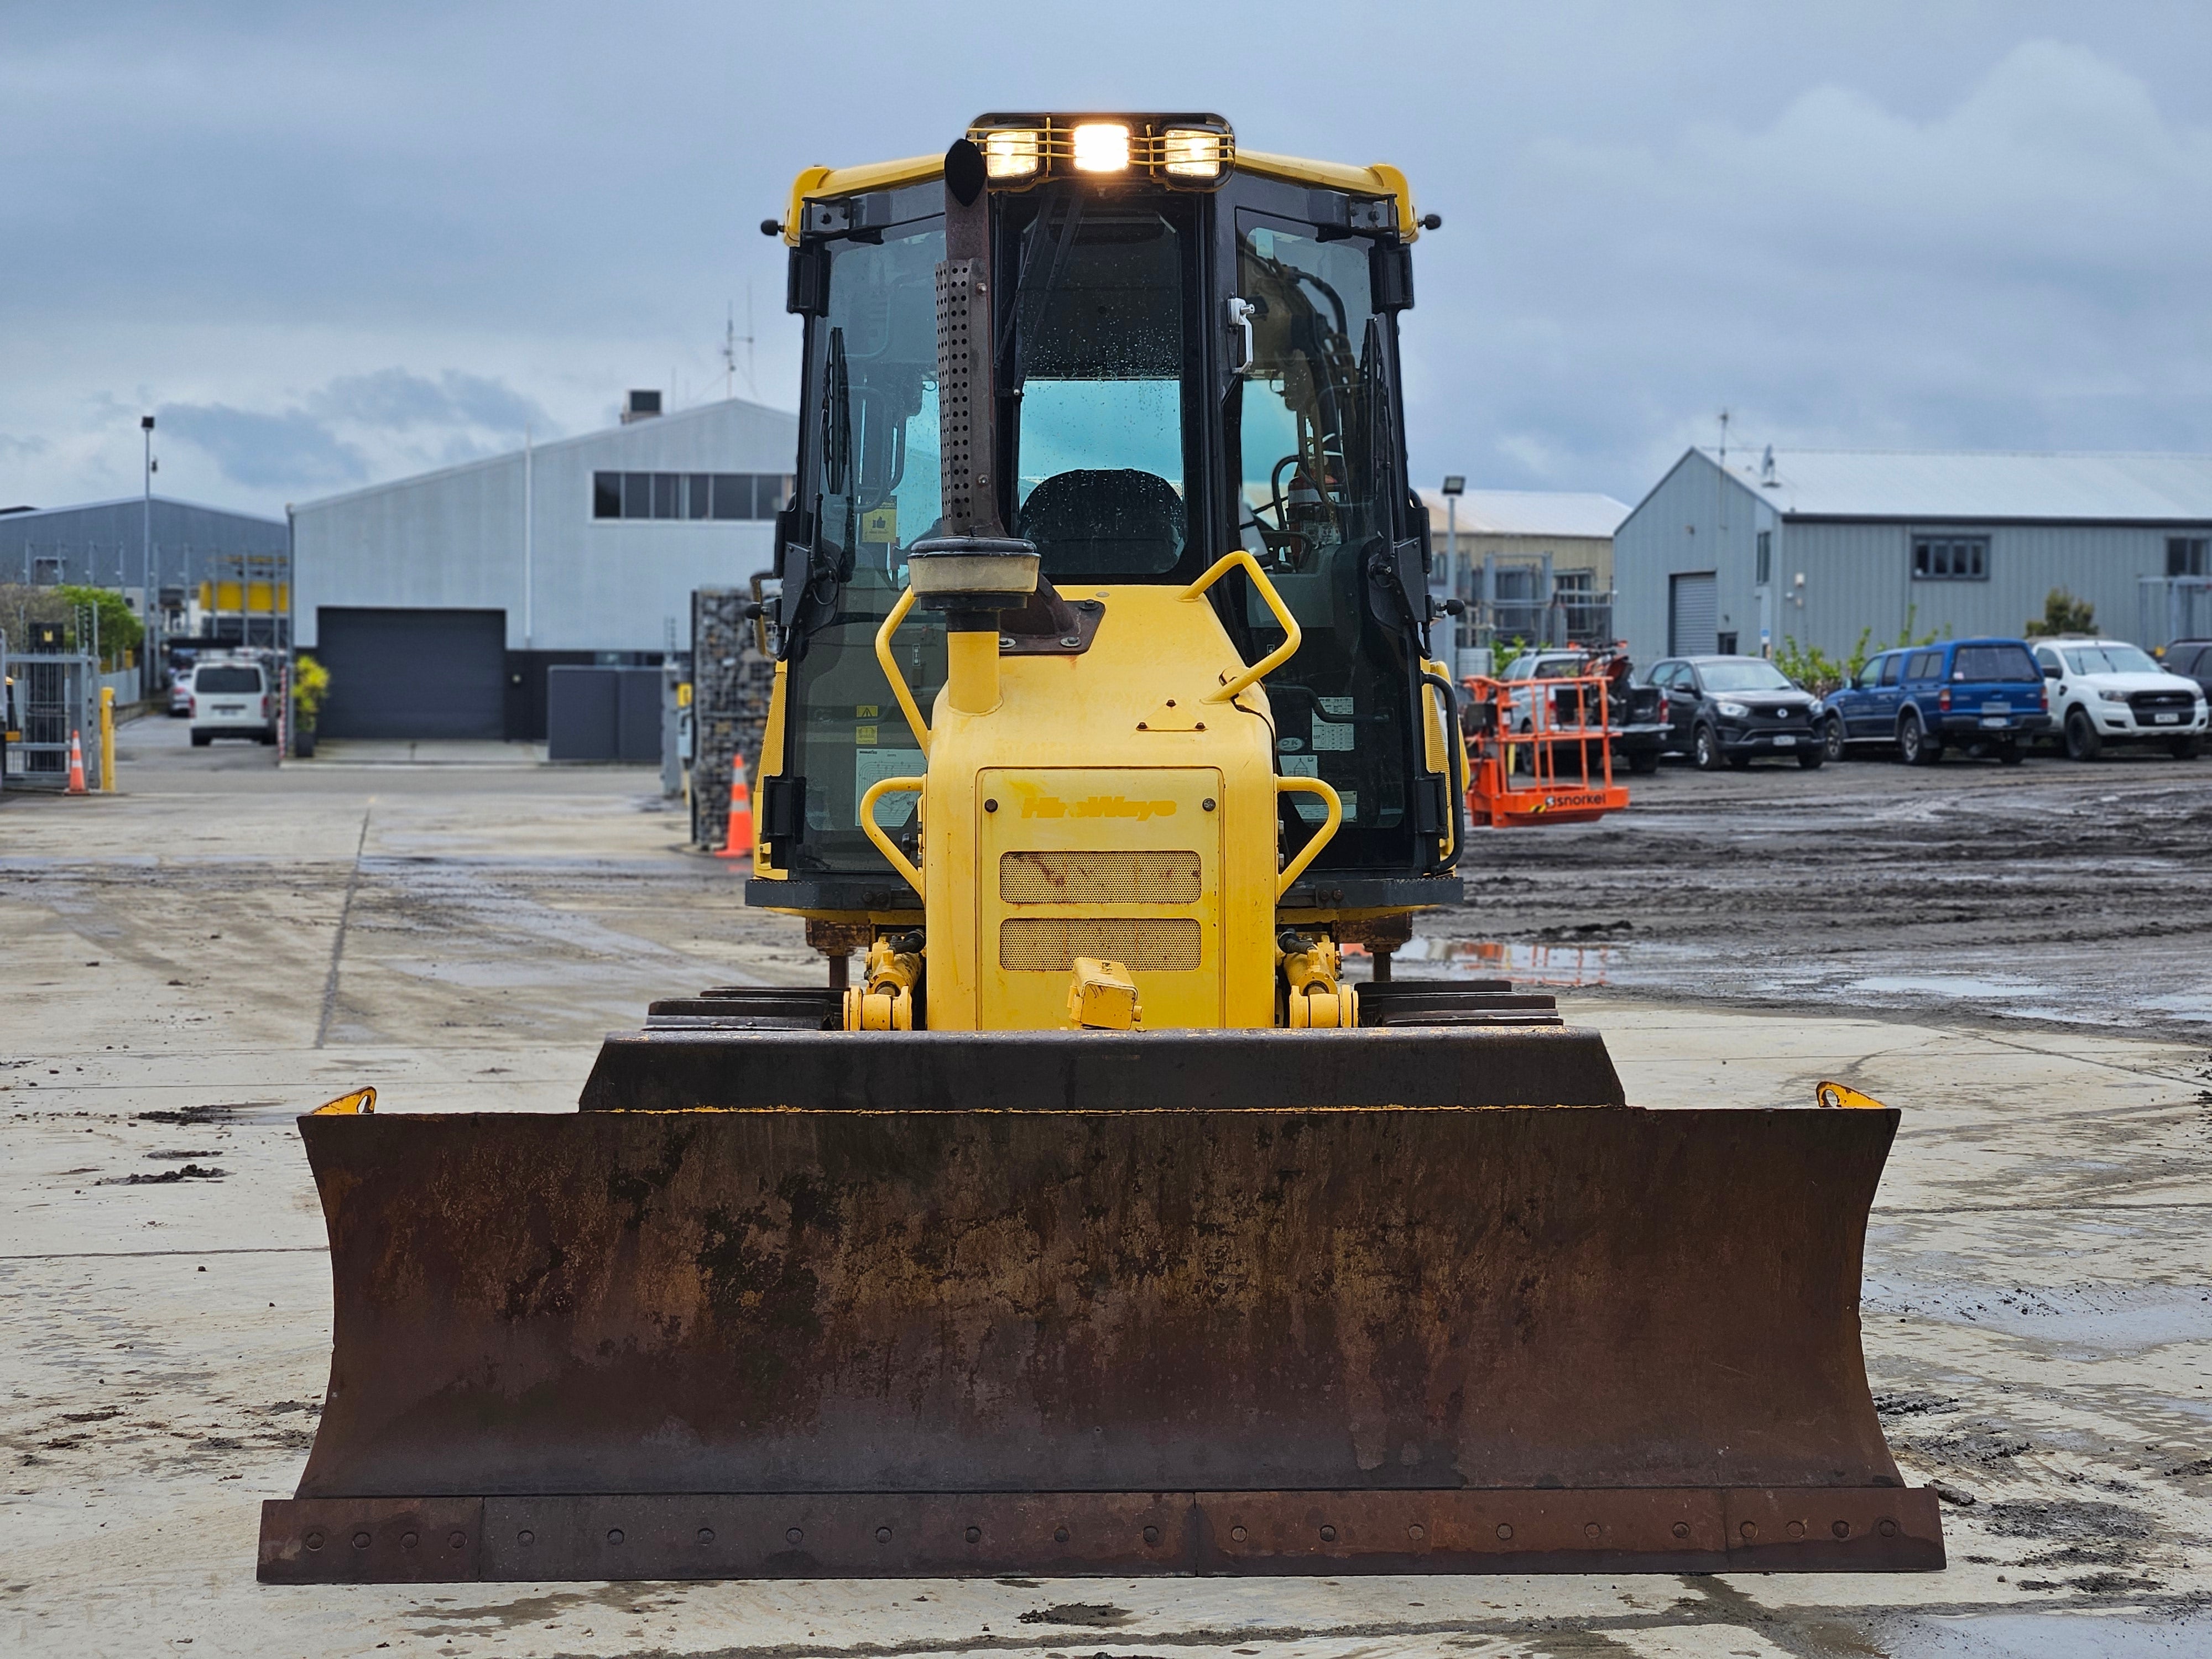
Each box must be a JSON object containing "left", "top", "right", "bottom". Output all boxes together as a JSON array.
[{"left": 6, "top": 1, "right": 2209, "bottom": 519}]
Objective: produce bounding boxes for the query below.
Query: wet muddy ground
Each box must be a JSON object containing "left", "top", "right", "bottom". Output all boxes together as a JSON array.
[
  {"left": 1, "top": 716, "right": 2208, "bottom": 1657},
  {"left": 1417, "top": 749, "right": 2212, "bottom": 1040}
]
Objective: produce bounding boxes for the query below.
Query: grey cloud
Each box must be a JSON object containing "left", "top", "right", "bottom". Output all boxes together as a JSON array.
[
  {"left": 158, "top": 403, "right": 367, "bottom": 491},
  {"left": 309, "top": 369, "right": 544, "bottom": 436},
  {"left": 8, "top": 5, "right": 2212, "bottom": 514}
]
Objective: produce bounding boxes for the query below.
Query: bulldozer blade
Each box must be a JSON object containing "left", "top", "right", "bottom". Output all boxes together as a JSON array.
[{"left": 262, "top": 1052, "right": 1940, "bottom": 1580}]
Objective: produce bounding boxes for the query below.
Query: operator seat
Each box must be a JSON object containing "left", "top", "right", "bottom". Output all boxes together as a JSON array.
[{"left": 1016, "top": 468, "right": 1186, "bottom": 579}]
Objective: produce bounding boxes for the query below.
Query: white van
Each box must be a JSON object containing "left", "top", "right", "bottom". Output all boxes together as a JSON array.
[{"left": 189, "top": 660, "right": 278, "bottom": 747}]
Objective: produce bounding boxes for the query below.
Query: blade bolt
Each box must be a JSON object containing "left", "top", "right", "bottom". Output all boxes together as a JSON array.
[
  {"left": 1583, "top": 1524, "right": 1600, "bottom": 1541},
  {"left": 608, "top": 1528, "right": 624, "bottom": 1546},
  {"left": 1832, "top": 1520, "right": 1850, "bottom": 1540},
  {"left": 964, "top": 1526, "right": 981, "bottom": 1544},
  {"left": 1671, "top": 1522, "right": 1691, "bottom": 1540},
  {"left": 1495, "top": 1524, "right": 1513, "bottom": 1542},
  {"left": 1740, "top": 1521, "right": 1757, "bottom": 1541},
  {"left": 786, "top": 1527, "right": 803, "bottom": 1545},
  {"left": 401, "top": 1531, "right": 418, "bottom": 1550},
  {"left": 1319, "top": 1525, "right": 1337, "bottom": 1542},
  {"left": 304, "top": 1531, "right": 324, "bottom": 1551},
  {"left": 698, "top": 1528, "right": 714, "bottom": 1545},
  {"left": 352, "top": 1531, "right": 371, "bottom": 1550},
  {"left": 1142, "top": 1525, "right": 1161, "bottom": 1545},
  {"left": 1787, "top": 1521, "right": 1805, "bottom": 1538},
  {"left": 1053, "top": 1526, "right": 1069, "bottom": 1543},
  {"left": 1231, "top": 1525, "right": 1248, "bottom": 1542},
  {"left": 447, "top": 1531, "right": 466, "bottom": 1550},
  {"left": 1406, "top": 1524, "right": 1425, "bottom": 1542},
  {"left": 876, "top": 1526, "right": 892, "bottom": 1543},
  {"left": 1879, "top": 1519, "right": 1897, "bottom": 1537},
  {"left": 517, "top": 1530, "right": 534, "bottom": 1546}
]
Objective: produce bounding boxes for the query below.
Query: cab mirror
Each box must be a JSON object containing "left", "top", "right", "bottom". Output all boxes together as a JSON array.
[{"left": 2042, "top": 662, "right": 2060, "bottom": 678}]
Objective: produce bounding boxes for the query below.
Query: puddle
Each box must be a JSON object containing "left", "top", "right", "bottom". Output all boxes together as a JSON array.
[
  {"left": 1401, "top": 933, "right": 2212, "bottom": 1035},
  {"left": 1393, "top": 936, "right": 1636, "bottom": 988}
]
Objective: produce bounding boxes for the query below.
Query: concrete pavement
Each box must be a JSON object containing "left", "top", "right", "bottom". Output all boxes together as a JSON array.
[{"left": 2, "top": 734, "right": 2208, "bottom": 1657}]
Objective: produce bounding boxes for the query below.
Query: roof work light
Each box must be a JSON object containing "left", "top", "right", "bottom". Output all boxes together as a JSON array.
[
  {"left": 965, "top": 114, "right": 1235, "bottom": 189},
  {"left": 1071, "top": 122, "right": 1130, "bottom": 173}
]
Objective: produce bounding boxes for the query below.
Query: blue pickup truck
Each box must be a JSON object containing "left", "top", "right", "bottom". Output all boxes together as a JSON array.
[{"left": 1817, "top": 638, "right": 2051, "bottom": 765}]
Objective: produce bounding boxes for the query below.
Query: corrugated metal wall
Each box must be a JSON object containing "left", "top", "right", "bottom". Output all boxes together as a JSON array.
[
  {"left": 1783, "top": 521, "right": 2183, "bottom": 654},
  {"left": 291, "top": 399, "right": 795, "bottom": 653},
  {"left": 1613, "top": 452, "right": 1778, "bottom": 664},
  {"left": 1, "top": 498, "right": 286, "bottom": 591},
  {"left": 1618, "top": 450, "right": 2196, "bottom": 661}
]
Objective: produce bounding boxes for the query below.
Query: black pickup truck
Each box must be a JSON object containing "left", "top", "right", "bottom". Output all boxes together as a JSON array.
[{"left": 1490, "top": 647, "right": 1669, "bottom": 775}]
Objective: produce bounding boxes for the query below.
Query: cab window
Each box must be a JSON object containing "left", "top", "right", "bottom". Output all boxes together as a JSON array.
[{"left": 1006, "top": 194, "right": 1193, "bottom": 580}]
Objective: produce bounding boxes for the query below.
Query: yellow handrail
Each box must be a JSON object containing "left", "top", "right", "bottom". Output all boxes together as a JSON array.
[
  {"left": 1274, "top": 776, "right": 1343, "bottom": 898},
  {"left": 873, "top": 586, "right": 932, "bottom": 753},
  {"left": 858, "top": 774, "right": 927, "bottom": 898},
  {"left": 1422, "top": 658, "right": 1460, "bottom": 867},
  {"left": 1182, "top": 550, "right": 1303, "bottom": 703}
]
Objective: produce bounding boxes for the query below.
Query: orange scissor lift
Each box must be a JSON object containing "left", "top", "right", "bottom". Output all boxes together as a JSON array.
[{"left": 1461, "top": 664, "right": 1632, "bottom": 828}]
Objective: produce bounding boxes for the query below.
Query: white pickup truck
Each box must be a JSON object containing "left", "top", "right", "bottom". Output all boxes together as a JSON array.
[{"left": 2030, "top": 638, "right": 2206, "bottom": 760}]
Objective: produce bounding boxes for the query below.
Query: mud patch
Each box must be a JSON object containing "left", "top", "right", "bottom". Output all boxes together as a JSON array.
[
  {"left": 1874, "top": 1391, "right": 1959, "bottom": 1417},
  {"left": 1902, "top": 1422, "right": 2033, "bottom": 1467},
  {"left": 1018, "top": 1603, "right": 1133, "bottom": 1628},
  {"left": 133, "top": 1104, "right": 242, "bottom": 1126},
  {"left": 1984, "top": 1498, "right": 2153, "bottom": 1540},
  {"left": 102, "top": 1163, "right": 226, "bottom": 1185}
]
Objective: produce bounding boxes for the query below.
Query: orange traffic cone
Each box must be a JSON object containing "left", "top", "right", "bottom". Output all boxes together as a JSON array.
[
  {"left": 66, "top": 731, "right": 87, "bottom": 794},
  {"left": 714, "top": 754, "right": 754, "bottom": 858}
]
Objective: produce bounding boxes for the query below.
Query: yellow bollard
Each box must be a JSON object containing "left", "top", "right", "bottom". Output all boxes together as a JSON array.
[{"left": 98, "top": 686, "right": 116, "bottom": 792}]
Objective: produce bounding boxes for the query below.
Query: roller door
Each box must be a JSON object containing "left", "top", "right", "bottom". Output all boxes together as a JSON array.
[
  {"left": 1668, "top": 572, "right": 1718, "bottom": 658},
  {"left": 315, "top": 608, "right": 505, "bottom": 739}
]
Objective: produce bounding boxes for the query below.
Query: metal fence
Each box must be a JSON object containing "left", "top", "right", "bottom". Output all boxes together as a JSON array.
[{"left": 3, "top": 648, "right": 98, "bottom": 788}]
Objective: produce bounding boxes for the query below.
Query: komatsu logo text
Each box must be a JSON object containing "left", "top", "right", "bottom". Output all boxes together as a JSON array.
[{"left": 1016, "top": 792, "right": 1178, "bottom": 821}]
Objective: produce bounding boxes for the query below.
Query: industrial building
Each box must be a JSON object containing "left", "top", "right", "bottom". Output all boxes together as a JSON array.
[
  {"left": 1, "top": 494, "right": 289, "bottom": 644},
  {"left": 290, "top": 394, "right": 796, "bottom": 740},
  {"left": 1614, "top": 448, "right": 2212, "bottom": 665},
  {"left": 1416, "top": 487, "right": 1630, "bottom": 666}
]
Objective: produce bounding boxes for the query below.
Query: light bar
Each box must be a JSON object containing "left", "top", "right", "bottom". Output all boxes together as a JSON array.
[
  {"left": 983, "top": 128, "right": 1041, "bottom": 180},
  {"left": 1071, "top": 122, "right": 1131, "bottom": 174},
  {"left": 964, "top": 114, "right": 1235, "bottom": 190}
]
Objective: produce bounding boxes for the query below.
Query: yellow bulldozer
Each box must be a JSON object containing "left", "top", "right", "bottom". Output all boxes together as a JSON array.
[{"left": 260, "top": 114, "right": 1943, "bottom": 1583}]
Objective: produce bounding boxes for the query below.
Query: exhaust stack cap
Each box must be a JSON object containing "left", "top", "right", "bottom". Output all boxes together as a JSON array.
[{"left": 906, "top": 537, "right": 1039, "bottom": 608}]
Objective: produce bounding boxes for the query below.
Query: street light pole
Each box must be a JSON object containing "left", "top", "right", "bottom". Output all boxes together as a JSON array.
[
  {"left": 142, "top": 415, "right": 156, "bottom": 696},
  {"left": 1441, "top": 474, "right": 1465, "bottom": 666}
]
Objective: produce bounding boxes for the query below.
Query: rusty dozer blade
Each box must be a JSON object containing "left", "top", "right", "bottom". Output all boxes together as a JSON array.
[{"left": 259, "top": 1027, "right": 1943, "bottom": 1582}]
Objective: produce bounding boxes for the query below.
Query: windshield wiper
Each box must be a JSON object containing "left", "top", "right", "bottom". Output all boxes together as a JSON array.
[{"left": 998, "top": 189, "right": 1086, "bottom": 397}]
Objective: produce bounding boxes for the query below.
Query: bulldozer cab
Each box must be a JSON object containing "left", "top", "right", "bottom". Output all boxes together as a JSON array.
[{"left": 758, "top": 117, "right": 1456, "bottom": 915}]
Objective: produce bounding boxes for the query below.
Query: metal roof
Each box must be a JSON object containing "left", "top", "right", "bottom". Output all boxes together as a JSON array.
[
  {"left": 293, "top": 397, "right": 796, "bottom": 514},
  {"left": 1703, "top": 447, "right": 2212, "bottom": 523},
  {"left": 0, "top": 493, "right": 281, "bottom": 527},
  {"left": 1415, "top": 488, "right": 1630, "bottom": 539}
]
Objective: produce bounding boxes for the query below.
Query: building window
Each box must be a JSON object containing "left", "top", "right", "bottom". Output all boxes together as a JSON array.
[
  {"left": 1755, "top": 529, "right": 1771, "bottom": 586},
  {"left": 2170, "top": 536, "right": 2210, "bottom": 577},
  {"left": 593, "top": 472, "right": 792, "bottom": 521},
  {"left": 1912, "top": 535, "right": 1987, "bottom": 581}
]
